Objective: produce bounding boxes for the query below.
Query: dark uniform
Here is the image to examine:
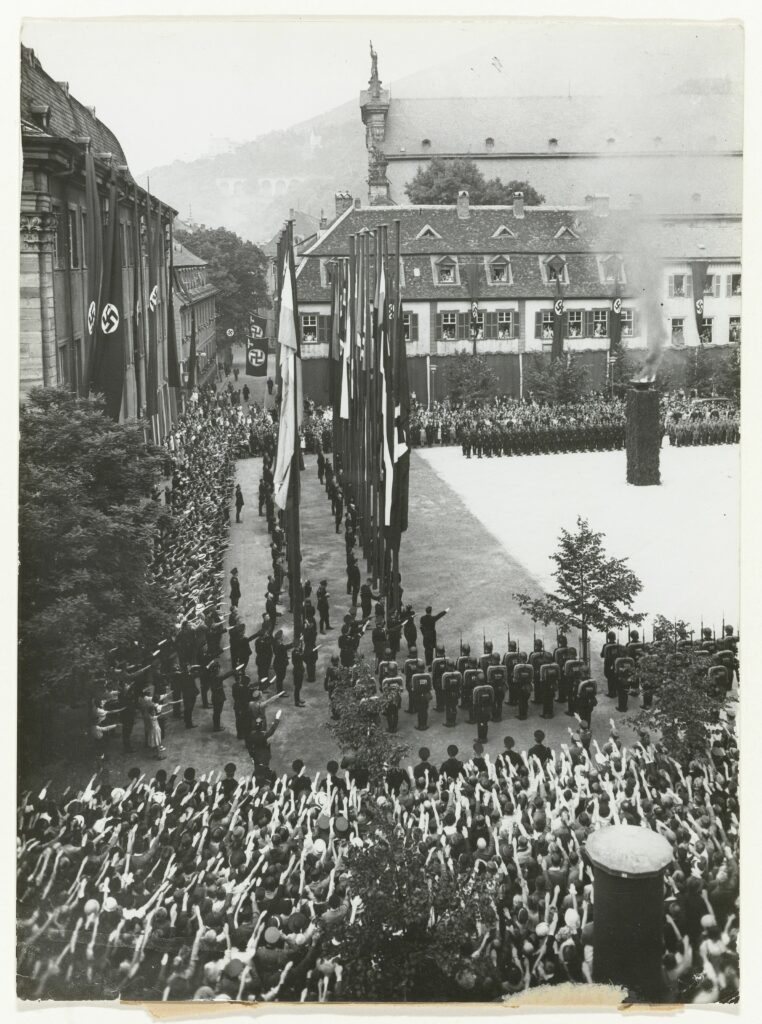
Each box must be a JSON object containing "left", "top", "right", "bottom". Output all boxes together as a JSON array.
[
  {"left": 442, "top": 668, "right": 462, "bottom": 727},
  {"left": 601, "top": 633, "right": 620, "bottom": 698},
  {"left": 413, "top": 672, "right": 432, "bottom": 731},
  {"left": 382, "top": 676, "right": 403, "bottom": 733},
  {"left": 515, "top": 664, "right": 534, "bottom": 720},
  {"left": 431, "top": 649, "right": 447, "bottom": 712},
  {"left": 487, "top": 665, "right": 507, "bottom": 721},
  {"left": 302, "top": 620, "right": 318, "bottom": 682},
  {"left": 473, "top": 683, "right": 494, "bottom": 742},
  {"left": 317, "top": 581, "right": 331, "bottom": 633},
  {"left": 419, "top": 607, "right": 448, "bottom": 667},
  {"left": 292, "top": 646, "right": 305, "bottom": 706}
]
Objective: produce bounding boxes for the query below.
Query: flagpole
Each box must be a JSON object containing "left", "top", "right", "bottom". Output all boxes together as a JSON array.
[
  {"left": 392, "top": 218, "right": 402, "bottom": 614},
  {"left": 287, "top": 219, "right": 303, "bottom": 640}
]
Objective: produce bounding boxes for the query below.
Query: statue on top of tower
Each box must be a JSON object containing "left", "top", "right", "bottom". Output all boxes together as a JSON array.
[{"left": 369, "top": 41, "right": 380, "bottom": 98}]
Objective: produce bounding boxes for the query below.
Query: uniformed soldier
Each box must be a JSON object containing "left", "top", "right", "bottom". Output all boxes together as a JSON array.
[
  {"left": 554, "top": 635, "right": 577, "bottom": 704},
  {"left": 338, "top": 625, "right": 358, "bottom": 668},
  {"left": 431, "top": 646, "right": 448, "bottom": 712},
  {"left": 473, "top": 682, "right": 494, "bottom": 742},
  {"left": 413, "top": 670, "right": 433, "bottom": 731},
  {"left": 359, "top": 578, "right": 381, "bottom": 621},
  {"left": 302, "top": 618, "right": 319, "bottom": 682},
  {"left": 528, "top": 639, "right": 553, "bottom": 704},
  {"left": 317, "top": 579, "right": 331, "bottom": 633},
  {"left": 382, "top": 675, "right": 403, "bottom": 733},
  {"left": 378, "top": 652, "right": 397, "bottom": 688},
  {"left": 539, "top": 663, "right": 560, "bottom": 719},
  {"left": 575, "top": 677, "right": 597, "bottom": 726},
  {"left": 462, "top": 666, "right": 481, "bottom": 723},
  {"left": 232, "top": 671, "right": 249, "bottom": 739},
  {"left": 324, "top": 655, "right": 341, "bottom": 710},
  {"left": 503, "top": 642, "right": 525, "bottom": 705},
  {"left": 457, "top": 642, "right": 472, "bottom": 677},
  {"left": 442, "top": 664, "right": 461, "bottom": 727},
  {"left": 404, "top": 648, "right": 420, "bottom": 713},
  {"left": 479, "top": 640, "right": 500, "bottom": 678},
  {"left": 292, "top": 643, "right": 306, "bottom": 707},
  {"left": 371, "top": 621, "right": 387, "bottom": 668},
  {"left": 346, "top": 555, "right": 361, "bottom": 606},
  {"left": 515, "top": 664, "right": 534, "bottom": 721},
  {"left": 403, "top": 607, "right": 418, "bottom": 653},
  {"left": 419, "top": 605, "right": 449, "bottom": 667},
  {"left": 601, "top": 631, "right": 620, "bottom": 698},
  {"left": 487, "top": 665, "right": 507, "bottom": 721},
  {"left": 614, "top": 656, "right": 635, "bottom": 712},
  {"left": 564, "top": 659, "right": 584, "bottom": 717}
]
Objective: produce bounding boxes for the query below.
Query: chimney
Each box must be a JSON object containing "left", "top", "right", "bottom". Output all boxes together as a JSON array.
[
  {"left": 513, "top": 191, "right": 525, "bottom": 219},
  {"left": 57, "top": 81, "right": 70, "bottom": 96},
  {"left": 457, "top": 190, "right": 470, "bottom": 219},
  {"left": 592, "top": 194, "right": 610, "bottom": 217},
  {"left": 319, "top": 209, "right": 328, "bottom": 231},
  {"left": 289, "top": 207, "right": 295, "bottom": 222},
  {"left": 354, "top": 197, "right": 361, "bottom": 209},
  {"left": 334, "top": 191, "right": 353, "bottom": 218}
]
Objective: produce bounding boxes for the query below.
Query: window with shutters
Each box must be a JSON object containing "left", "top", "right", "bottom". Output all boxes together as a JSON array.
[
  {"left": 621, "top": 309, "right": 634, "bottom": 337},
  {"left": 497, "top": 310, "right": 515, "bottom": 339},
  {"left": 567, "top": 310, "right": 584, "bottom": 339},
  {"left": 729, "top": 274, "right": 741, "bottom": 296},
  {"left": 592, "top": 309, "right": 609, "bottom": 338},
  {"left": 729, "top": 316, "right": 741, "bottom": 343},
  {"left": 700, "top": 317, "right": 714, "bottom": 344},
  {"left": 317, "top": 315, "right": 329, "bottom": 344},
  {"left": 67, "top": 207, "right": 80, "bottom": 269},
  {"left": 671, "top": 318, "right": 685, "bottom": 345},
  {"left": 440, "top": 311, "right": 457, "bottom": 340},
  {"left": 703, "top": 274, "right": 721, "bottom": 297},
  {"left": 668, "top": 273, "right": 691, "bottom": 298},
  {"left": 402, "top": 312, "right": 418, "bottom": 342},
  {"left": 301, "top": 313, "right": 318, "bottom": 343},
  {"left": 488, "top": 256, "right": 512, "bottom": 284},
  {"left": 536, "top": 309, "right": 555, "bottom": 340}
]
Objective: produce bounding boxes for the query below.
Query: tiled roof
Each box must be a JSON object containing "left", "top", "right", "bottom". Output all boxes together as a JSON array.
[
  {"left": 172, "top": 242, "right": 207, "bottom": 267},
  {"left": 380, "top": 93, "right": 743, "bottom": 156},
  {"left": 20, "top": 45, "right": 131, "bottom": 169},
  {"left": 295, "top": 204, "right": 740, "bottom": 302}
]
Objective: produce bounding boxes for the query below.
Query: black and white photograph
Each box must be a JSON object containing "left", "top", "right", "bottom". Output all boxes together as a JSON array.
[{"left": 13, "top": 7, "right": 754, "bottom": 1014}]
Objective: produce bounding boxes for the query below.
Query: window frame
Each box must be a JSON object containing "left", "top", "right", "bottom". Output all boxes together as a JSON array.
[
  {"left": 729, "top": 316, "right": 741, "bottom": 343},
  {"left": 620, "top": 308, "right": 634, "bottom": 337},
  {"left": 542, "top": 255, "right": 569, "bottom": 286},
  {"left": 300, "top": 313, "right": 319, "bottom": 344},
  {"left": 700, "top": 316, "right": 714, "bottom": 344},
  {"left": 440, "top": 311, "right": 458, "bottom": 341},
  {"left": 435, "top": 256, "right": 458, "bottom": 286},
  {"left": 670, "top": 317, "right": 685, "bottom": 346},
  {"left": 566, "top": 309, "right": 584, "bottom": 339}
]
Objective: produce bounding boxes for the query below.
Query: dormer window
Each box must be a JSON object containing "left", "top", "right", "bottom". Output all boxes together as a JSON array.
[
  {"left": 416, "top": 223, "right": 442, "bottom": 240},
  {"left": 488, "top": 255, "right": 512, "bottom": 284},
  {"left": 543, "top": 255, "right": 568, "bottom": 285},
  {"left": 29, "top": 103, "right": 51, "bottom": 131},
  {"left": 435, "top": 256, "right": 457, "bottom": 284},
  {"left": 555, "top": 225, "right": 579, "bottom": 241},
  {"left": 491, "top": 224, "right": 516, "bottom": 239},
  {"left": 548, "top": 137, "right": 558, "bottom": 150},
  {"left": 421, "top": 139, "right": 431, "bottom": 151},
  {"left": 485, "top": 137, "right": 495, "bottom": 150},
  {"left": 599, "top": 254, "right": 626, "bottom": 285}
]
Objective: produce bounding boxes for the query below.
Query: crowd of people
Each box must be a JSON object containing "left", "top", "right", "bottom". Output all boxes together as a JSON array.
[{"left": 18, "top": 700, "right": 739, "bottom": 1002}]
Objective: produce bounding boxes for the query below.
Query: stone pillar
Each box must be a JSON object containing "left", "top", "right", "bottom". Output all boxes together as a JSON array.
[
  {"left": 20, "top": 208, "right": 58, "bottom": 397},
  {"left": 626, "top": 382, "right": 661, "bottom": 485},
  {"left": 585, "top": 824, "right": 673, "bottom": 1002}
]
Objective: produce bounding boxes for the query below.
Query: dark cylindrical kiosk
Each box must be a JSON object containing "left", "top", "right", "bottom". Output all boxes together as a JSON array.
[
  {"left": 626, "top": 381, "right": 661, "bottom": 485},
  {"left": 585, "top": 825, "right": 673, "bottom": 1003}
]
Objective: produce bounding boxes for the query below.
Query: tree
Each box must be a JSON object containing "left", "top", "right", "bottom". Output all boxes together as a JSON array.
[
  {"left": 326, "top": 659, "right": 408, "bottom": 785},
  {"left": 651, "top": 614, "right": 690, "bottom": 645},
  {"left": 405, "top": 158, "right": 545, "bottom": 205},
  {"left": 174, "top": 224, "right": 270, "bottom": 341},
  {"left": 323, "top": 816, "right": 498, "bottom": 1000},
  {"left": 523, "top": 354, "right": 591, "bottom": 404},
  {"left": 19, "top": 388, "right": 176, "bottom": 709},
  {"left": 514, "top": 516, "right": 645, "bottom": 662},
  {"left": 629, "top": 645, "right": 731, "bottom": 764},
  {"left": 442, "top": 353, "right": 500, "bottom": 406}
]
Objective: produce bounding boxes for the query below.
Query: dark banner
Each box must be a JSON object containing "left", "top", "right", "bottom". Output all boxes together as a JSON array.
[
  {"left": 552, "top": 295, "right": 564, "bottom": 361},
  {"left": 691, "top": 261, "right": 708, "bottom": 342},
  {"left": 91, "top": 171, "right": 126, "bottom": 420},
  {"left": 610, "top": 294, "right": 622, "bottom": 353},
  {"left": 246, "top": 336, "right": 268, "bottom": 376},
  {"left": 248, "top": 312, "right": 268, "bottom": 339}
]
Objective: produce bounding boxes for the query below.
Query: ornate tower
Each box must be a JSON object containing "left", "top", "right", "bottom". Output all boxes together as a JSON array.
[{"left": 360, "top": 42, "right": 391, "bottom": 204}]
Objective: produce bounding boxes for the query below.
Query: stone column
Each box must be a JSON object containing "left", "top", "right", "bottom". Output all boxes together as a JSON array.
[
  {"left": 20, "top": 206, "right": 58, "bottom": 397},
  {"left": 585, "top": 824, "right": 673, "bottom": 1002},
  {"left": 626, "top": 382, "right": 661, "bottom": 485}
]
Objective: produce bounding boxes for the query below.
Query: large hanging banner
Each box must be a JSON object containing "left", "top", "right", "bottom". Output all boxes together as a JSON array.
[{"left": 246, "top": 336, "right": 268, "bottom": 376}]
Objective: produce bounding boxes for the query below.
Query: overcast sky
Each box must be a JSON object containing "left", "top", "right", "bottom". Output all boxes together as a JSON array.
[{"left": 21, "top": 17, "right": 743, "bottom": 174}]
